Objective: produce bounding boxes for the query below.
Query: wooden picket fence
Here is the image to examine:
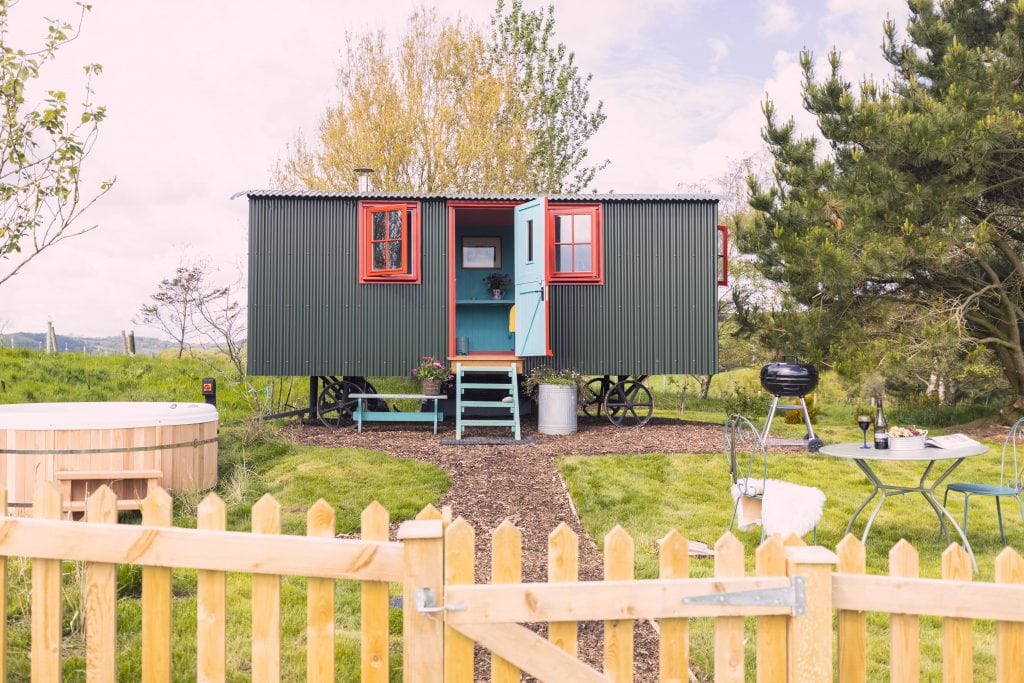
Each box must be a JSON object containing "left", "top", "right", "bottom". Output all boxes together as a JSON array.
[{"left": 2, "top": 484, "right": 1024, "bottom": 681}]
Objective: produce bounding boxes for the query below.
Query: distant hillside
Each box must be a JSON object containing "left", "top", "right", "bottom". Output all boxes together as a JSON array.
[{"left": 1, "top": 332, "right": 178, "bottom": 356}]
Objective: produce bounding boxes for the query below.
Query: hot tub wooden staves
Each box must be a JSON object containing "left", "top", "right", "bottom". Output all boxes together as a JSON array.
[{"left": 0, "top": 402, "right": 218, "bottom": 516}]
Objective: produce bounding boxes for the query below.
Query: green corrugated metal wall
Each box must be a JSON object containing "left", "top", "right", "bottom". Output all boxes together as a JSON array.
[
  {"left": 525, "top": 200, "right": 718, "bottom": 376},
  {"left": 248, "top": 197, "right": 449, "bottom": 376},
  {"left": 247, "top": 196, "right": 718, "bottom": 377}
]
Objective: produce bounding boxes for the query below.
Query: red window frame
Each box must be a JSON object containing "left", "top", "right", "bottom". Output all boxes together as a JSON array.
[
  {"left": 358, "top": 201, "right": 421, "bottom": 283},
  {"left": 717, "top": 224, "right": 729, "bottom": 286},
  {"left": 546, "top": 203, "right": 603, "bottom": 284}
]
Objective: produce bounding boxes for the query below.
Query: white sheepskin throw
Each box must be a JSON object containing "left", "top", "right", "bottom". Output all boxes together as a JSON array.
[{"left": 731, "top": 478, "right": 825, "bottom": 537}]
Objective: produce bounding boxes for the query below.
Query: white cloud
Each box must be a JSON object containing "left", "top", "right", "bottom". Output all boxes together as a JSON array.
[
  {"left": 708, "top": 37, "right": 729, "bottom": 73},
  {"left": 759, "top": 1, "right": 799, "bottom": 36}
]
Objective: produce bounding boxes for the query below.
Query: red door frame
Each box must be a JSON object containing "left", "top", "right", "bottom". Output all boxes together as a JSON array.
[{"left": 447, "top": 201, "right": 521, "bottom": 359}]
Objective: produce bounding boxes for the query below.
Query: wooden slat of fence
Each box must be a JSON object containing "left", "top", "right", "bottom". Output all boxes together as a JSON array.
[
  {"left": 444, "top": 577, "right": 793, "bottom": 623},
  {"left": 0, "top": 516, "right": 403, "bottom": 581},
  {"left": 492, "top": 520, "right": 523, "bottom": 683},
  {"left": 454, "top": 621, "right": 612, "bottom": 683},
  {"left": 31, "top": 482, "right": 62, "bottom": 683},
  {"left": 252, "top": 494, "right": 282, "bottom": 683},
  {"left": 85, "top": 487, "right": 118, "bottom": 683},
  {"left": 889, "top": 540, "right": 920, "bottom": 683},
  {"left": 141, "top": 487, "right": 173, "bottom": 683},
  {"left": 444, "top": 518, "right": 475, "bottom": 683},
  {"left": 0, "top": 489, "right": 8, "bottom": 682},
  {"left": 604, "top": 526, "right": 634, "bottom": 683},
  {"left": 996, "top": 547, "right": 1024, "bottom": 683},
  {"left": 658, "top": 529, "right": 688, "bottom": 683},
  {"left": 398, "top": 515, "right": 444, "bottom": 683},
  {"left": 307, "top": 499, "right": 336, "bottom": 682},
  {"left": 361, "top": 501, "right": 390, "bottom": 683},
  {"left": 942, "top": 544, "right": 973, "bottom": 682},
  {"left": 714, "top": 533, "right": 744, "bottom": 683},
  {"left": 833, "top": 573, "right": 1024, "bottom": 621},
  {"left": 836, "top": 535, "right": 866, "bottom": 683},
  {"left": 197, "top": 494, "right": 227, "bottom": 683},
  {"left": 549, "top": 523, "right": 579, "bottom": 657},
  {"left": 417, "top": 504, "right": 443, "bottom": 521},
  {"left": 755, "top": 535, "right": 785, "bottom": 683}
]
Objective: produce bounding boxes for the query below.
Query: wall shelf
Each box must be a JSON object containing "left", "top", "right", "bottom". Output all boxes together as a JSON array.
[{"left": 456, "top": 299, "right": 513, "bottom": 305}]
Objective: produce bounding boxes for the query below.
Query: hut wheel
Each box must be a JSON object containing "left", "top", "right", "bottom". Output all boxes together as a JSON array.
[
  {"left": 316, "top": 380, "right": 364, "bottom": 429},
  {"left": 582, "top": 376, "right": 613, "bottom": 417},
  {"left": 603, "top": 379, "right": 654, "bottom": 427}
]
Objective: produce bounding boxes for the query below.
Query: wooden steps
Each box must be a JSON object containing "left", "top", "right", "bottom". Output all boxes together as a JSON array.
[{"left": 455, "top": 363, "right": 521, "bottom": 441}]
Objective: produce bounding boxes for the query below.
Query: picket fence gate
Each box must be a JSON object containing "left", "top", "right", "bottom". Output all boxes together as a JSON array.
[{"left": 1, "top": 484, "right": 1024, "bottom": 681}]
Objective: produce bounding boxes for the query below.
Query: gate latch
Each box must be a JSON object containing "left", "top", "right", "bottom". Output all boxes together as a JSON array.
[
  {"left": 414, "top": 587, "right": 466, "bottom": 614},
  {"left": 682, "top": 576, "right": 806, "bottom": 616}
]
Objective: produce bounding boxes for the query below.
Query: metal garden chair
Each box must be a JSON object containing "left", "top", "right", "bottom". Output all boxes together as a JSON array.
[
  {"left": 943, "top": 417, "right": 1024, "bottom": 545},
  {"left": 724, "top": 413, "right": 823, "bottom": 542},
  {"left": 724, "top": 414, "right": 768, "bottom": 539}
]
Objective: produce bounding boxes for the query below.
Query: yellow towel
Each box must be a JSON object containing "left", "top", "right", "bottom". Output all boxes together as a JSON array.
[{"left": 508, "top": 305, "right": 516, "bottom": 333}]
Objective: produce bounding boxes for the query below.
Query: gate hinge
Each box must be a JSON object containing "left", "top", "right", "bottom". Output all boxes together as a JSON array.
[
  {"left": 682, "top": 576, "right": 806, "bottom": 616},
  {"left": 414, "top": 587, "right": 466, "bottom": 614}
]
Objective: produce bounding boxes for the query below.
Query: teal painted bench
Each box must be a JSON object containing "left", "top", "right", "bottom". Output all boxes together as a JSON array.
[{"left": 350, "top": 393, "right": 446, "bottom": 434}]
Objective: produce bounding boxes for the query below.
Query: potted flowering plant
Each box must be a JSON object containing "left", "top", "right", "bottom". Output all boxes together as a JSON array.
[
  {"left": 483, "top": 272, "right": 511, "bottom": 299},
  {"left": 412, "top": 356, "right": 452, "bottom": 396}
]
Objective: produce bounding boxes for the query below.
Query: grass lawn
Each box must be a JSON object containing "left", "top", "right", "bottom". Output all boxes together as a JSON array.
[
  {"left": 559, "top": 422, "right": 1016, "bottom": 679},
  {"left": 0, "top": 431, "right": 449, "bottom": 681},
  {"left": 2, "top": 349, "right": 1013, "bottom": 677}
]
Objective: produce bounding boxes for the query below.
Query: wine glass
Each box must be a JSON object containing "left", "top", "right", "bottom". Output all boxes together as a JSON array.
[{"left": 857, "top": 415, "right": 871, "bottom": 449}]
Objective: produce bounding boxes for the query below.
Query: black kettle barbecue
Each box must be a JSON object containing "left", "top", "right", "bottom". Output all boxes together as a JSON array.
[{"left": 759, "top": 357, "right": 824, "bottom": 452}]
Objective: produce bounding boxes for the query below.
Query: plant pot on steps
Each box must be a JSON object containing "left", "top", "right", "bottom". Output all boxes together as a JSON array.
[
  {"left": 421, "top": 379, "right": 442, "bottom": 396},
  {"left": 537, "top": 384, "right": 578, "bottom": 435}
]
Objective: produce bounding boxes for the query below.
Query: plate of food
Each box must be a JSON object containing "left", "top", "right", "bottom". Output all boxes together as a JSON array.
[{"left": 889, "top": 426, "right": 928, "bottom": 450}]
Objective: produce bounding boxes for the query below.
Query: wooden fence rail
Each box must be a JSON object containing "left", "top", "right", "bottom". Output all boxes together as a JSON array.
[{"left": 3, "top": 484, "right": 1024, "bottom": 681}]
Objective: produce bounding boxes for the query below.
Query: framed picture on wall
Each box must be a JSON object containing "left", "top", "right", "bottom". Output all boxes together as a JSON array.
[{"left": 462, "top": 236, "right": 501, "bottom": 269}]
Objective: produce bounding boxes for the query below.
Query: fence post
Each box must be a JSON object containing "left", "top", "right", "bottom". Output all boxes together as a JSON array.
[
  {"left": 785, "top": 545, "right": 837, "bottom": 682},
  {"left": 142, "top": 487, "right": 173, "bottom": 683},
  {"left": 85, "top": 487, "right": 118, "bottom": 683},
  {"left": 361, "top": 501, "right": 391, "bottom": 683},
  {"left": 31, "top": 482, "right": 62, "bottom": 683},
  {"left": 397, "top": 517, "right": 445, "bottom": 683}
]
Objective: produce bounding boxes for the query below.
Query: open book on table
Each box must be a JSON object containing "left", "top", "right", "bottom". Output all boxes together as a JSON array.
[{"left": 925, "top": 433, "right": 981, "bottom": 449}]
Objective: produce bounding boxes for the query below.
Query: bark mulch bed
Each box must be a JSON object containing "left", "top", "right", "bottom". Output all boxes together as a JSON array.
[{"left": 284, "top": 416, "right": 740, "bottom": 681}]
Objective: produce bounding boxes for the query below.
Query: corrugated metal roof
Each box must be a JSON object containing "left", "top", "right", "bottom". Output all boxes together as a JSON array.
[{"left": 236, "top": 189, "right": 719, "bottom": 202}]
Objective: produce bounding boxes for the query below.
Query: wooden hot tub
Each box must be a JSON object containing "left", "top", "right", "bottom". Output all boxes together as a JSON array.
[{"left": 0, "top": 402, "right": 218, "bottom": 514}]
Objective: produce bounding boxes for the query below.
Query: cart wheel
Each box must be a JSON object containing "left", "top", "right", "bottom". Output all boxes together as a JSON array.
[
  {"left": 603, "top": 379, "right": 654, "bottom": 427},
  {"left": 582, "top": 377, "right": 612, "bottom": 417},
  {"left": 807, "top": 438, "right": 824, "bottom": 453},
  {"left": 317, "top": 380, "right": 363, "bottom": 429}
]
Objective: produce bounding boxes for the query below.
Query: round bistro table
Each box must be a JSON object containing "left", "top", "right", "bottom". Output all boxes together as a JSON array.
[{"left": 819, "top": 441, "right": 989, "bottom": 572}]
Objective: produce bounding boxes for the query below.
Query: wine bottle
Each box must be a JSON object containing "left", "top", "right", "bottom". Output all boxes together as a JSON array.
[{"left": 873, "top": 397, "right": 889, "bottom": 449}]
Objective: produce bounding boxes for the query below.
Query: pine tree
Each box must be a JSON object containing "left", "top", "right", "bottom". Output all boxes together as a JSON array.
[{"left": 748, "top": 0, "right": 1024, "bottom": 409}]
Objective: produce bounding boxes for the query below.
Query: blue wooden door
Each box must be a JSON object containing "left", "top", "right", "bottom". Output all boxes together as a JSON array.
[{"left": 514, "top": 198, "right": 549, "bottom": 356}]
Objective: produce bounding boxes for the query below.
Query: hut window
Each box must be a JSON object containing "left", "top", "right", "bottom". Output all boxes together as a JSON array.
[
  {"left": 358, "top": 201, "right": 421, "bottom": 283},
  {"left": 547, "top": 204, "right": 602, "bottom": 284}
]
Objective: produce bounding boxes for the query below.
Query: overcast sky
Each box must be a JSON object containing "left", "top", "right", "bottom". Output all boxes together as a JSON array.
[{"left": 1, "top": 0, "right": 908, "bottom": 338}]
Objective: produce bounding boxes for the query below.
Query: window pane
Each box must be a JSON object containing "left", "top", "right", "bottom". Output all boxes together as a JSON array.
[
  {"left": 372, "top": 212, "right": 386, "bottom": 240},
  {"left": 555, "top": 245, "right": 572, "bottom": 272},
  {"left": 555, "top": 215, "right": 571, "bottom": 243},
  {"left": 574, "top": 215, "right": 591, "bottom": 244},
  {"left": 388, "top": 241, "right": 402, "bottom": 269},
  {"left": 574, "top": 244, "right": 592, "bottom": 272},
  {"left": 372, "top": 242, "right": 386, "bottom": 270},
  {"left": 527, "top": 220, "right": 533, "bottom": 261},
  {"left": 388, "top": 210, "right": 403, "bottom": 239}
]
